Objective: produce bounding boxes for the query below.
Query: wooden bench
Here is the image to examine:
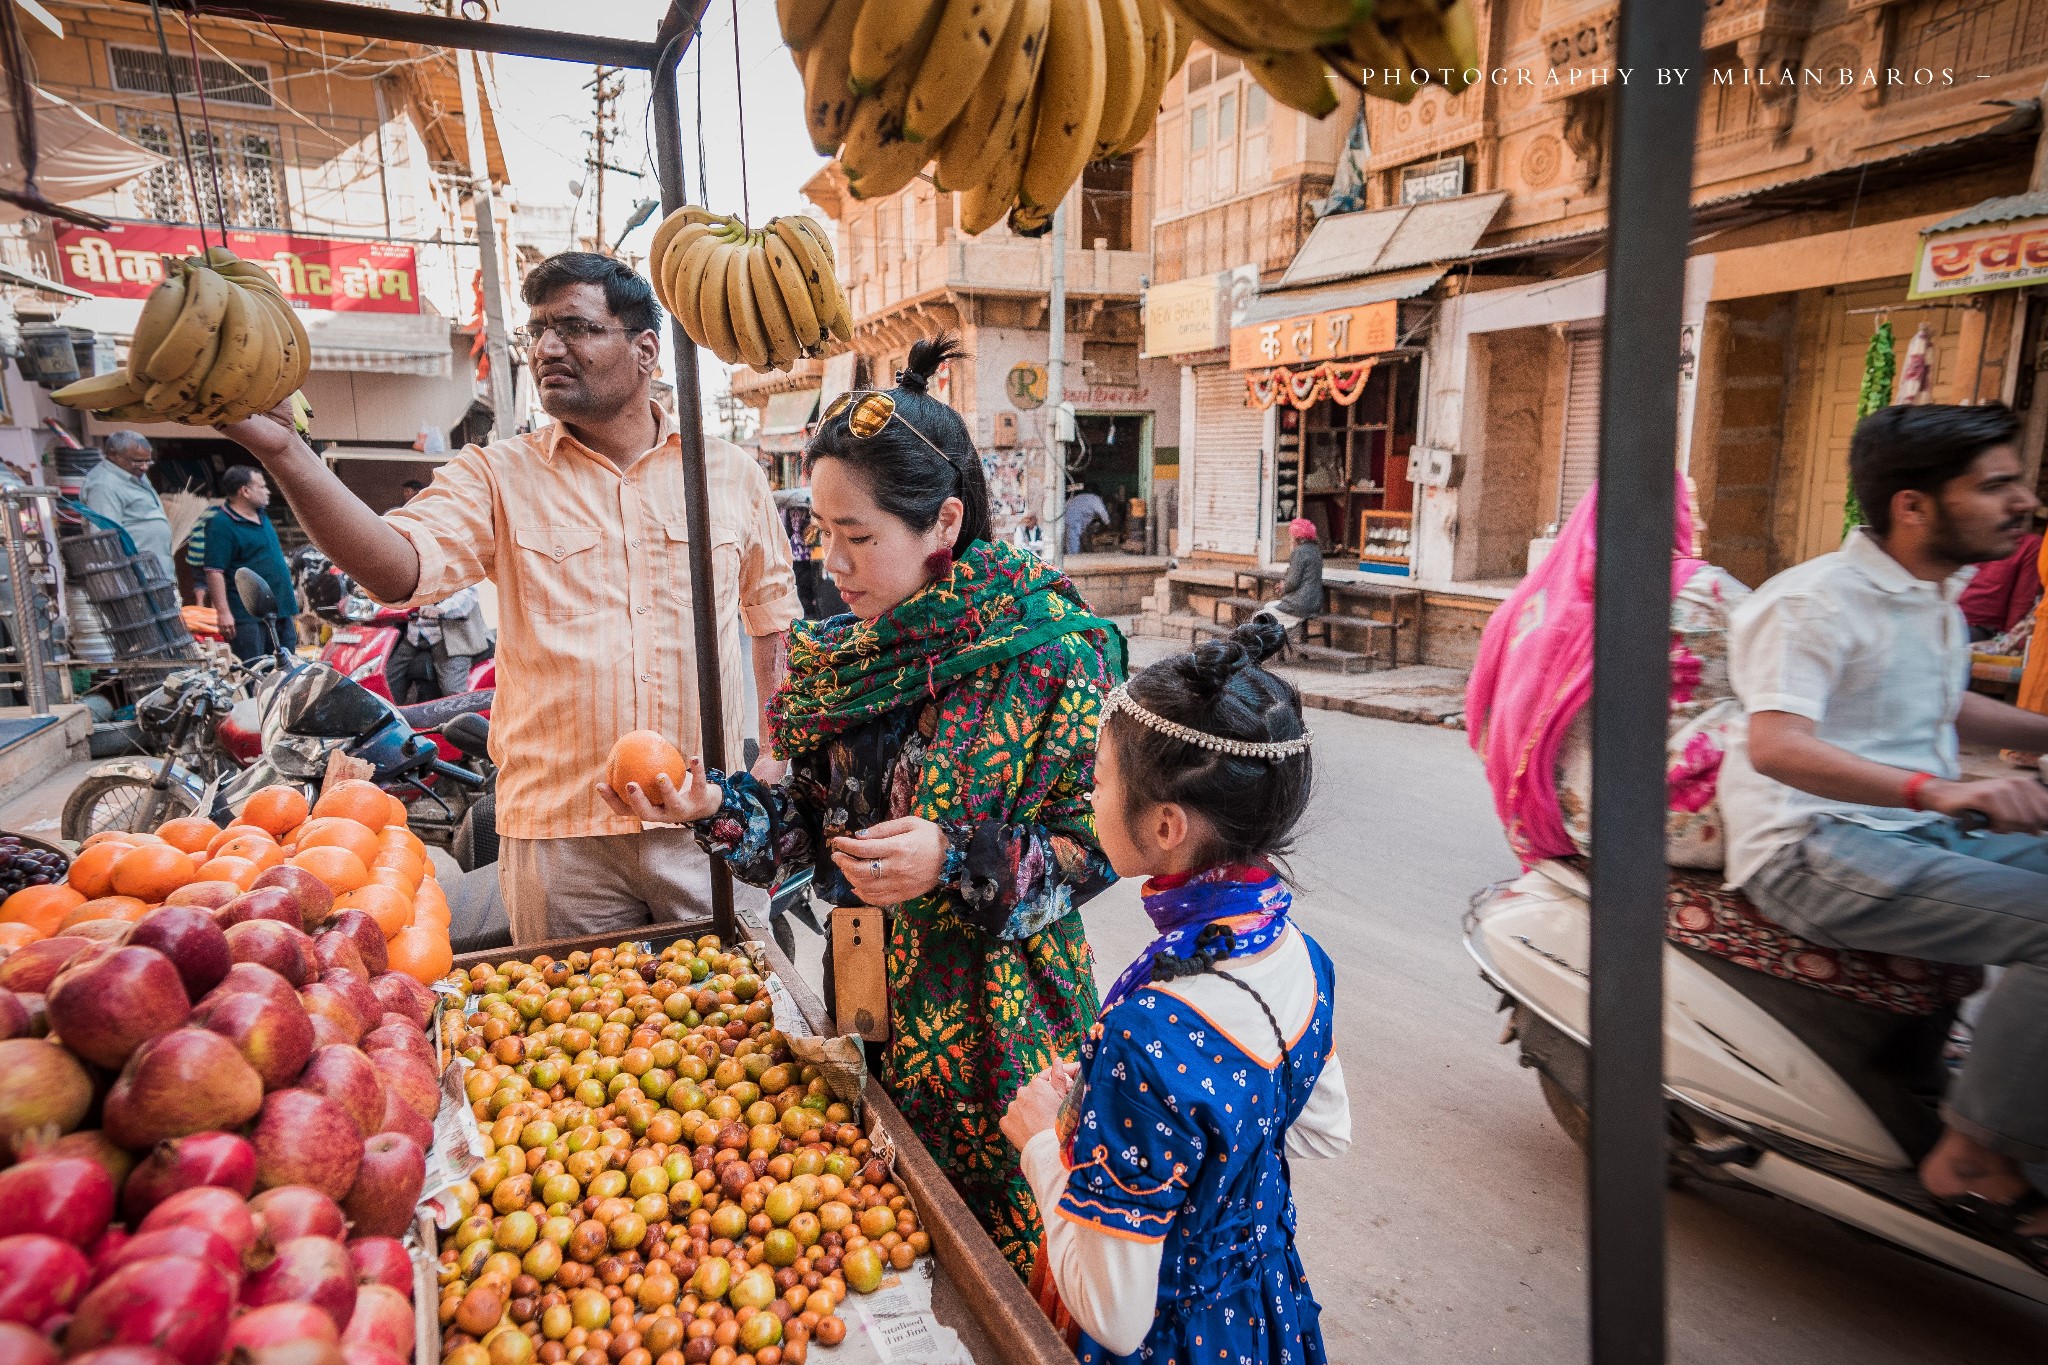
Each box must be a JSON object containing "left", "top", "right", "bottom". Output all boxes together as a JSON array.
[
  {"left": 1213, "top": 593, "right": 1397, "bottom": 671},
  {"left": 1189, "top": 613, "right": 1383, "bottom": 674}
]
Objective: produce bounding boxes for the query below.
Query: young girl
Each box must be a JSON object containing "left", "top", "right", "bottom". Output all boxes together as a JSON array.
[{"left": 1000, "top": 620, "right": 1350, "bottom": 1363}]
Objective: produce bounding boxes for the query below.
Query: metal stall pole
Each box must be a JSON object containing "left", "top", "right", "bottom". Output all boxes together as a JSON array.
[
  {"left": 0, "top": 486, "right": 60, "bottom": 715},
  {"left": 649, "top": 1, "right": 735, "bottom": 944},
  {"left": 1585, "top": 4, "right": 1703, "bottom": 1363}
]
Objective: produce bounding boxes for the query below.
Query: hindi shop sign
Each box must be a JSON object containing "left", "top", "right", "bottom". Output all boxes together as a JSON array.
[
  {"left": 55, "top": 222, "right": 422, "bottom": 314},
  {"left": 1911, "top": 216, "right": 2048, "bottom": 300},
  {"left": 1229, "top": 298, "right": 1397, "bottom": 371}
]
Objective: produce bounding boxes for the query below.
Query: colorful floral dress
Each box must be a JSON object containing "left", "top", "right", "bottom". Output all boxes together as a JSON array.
[
  {"left": 693, "top": 539, "right": 1121, "bottom": 1274},
  {"left": 1556, "top": 563, "right": 1750, "bottom": 867},
  {"left": 1055, "top": 888, "right": 1339, "bottom": 1364}
]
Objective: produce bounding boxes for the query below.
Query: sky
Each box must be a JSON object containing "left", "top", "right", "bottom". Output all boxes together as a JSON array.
[{"left": 487, "top": 1, "right": 825, "bottom": 429}]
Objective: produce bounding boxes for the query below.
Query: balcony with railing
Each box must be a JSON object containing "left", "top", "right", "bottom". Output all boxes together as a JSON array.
[{"left": 844, "top": 232, "right": 1149, "bottom": 326}]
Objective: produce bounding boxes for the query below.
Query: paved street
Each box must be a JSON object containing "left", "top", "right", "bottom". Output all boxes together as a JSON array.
[{"left": 1063, "top": 705, "right": 2048, "bottom": 1363}]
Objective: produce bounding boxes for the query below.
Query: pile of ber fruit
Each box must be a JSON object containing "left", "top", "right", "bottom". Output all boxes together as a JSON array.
[{"left": 436, "top": 939, "right": 926, "bottom": 1365}]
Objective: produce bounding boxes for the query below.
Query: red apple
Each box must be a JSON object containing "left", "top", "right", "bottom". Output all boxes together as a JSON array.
[
  {"left": 250, "top": 1185, "right": 347, "bottom": 1246},
  {"left": 241, "top": 1235, "right": 355, "bottom": 1332},
  {"left": 319, "top": 970, "right": 382, "bottom": 1037},
  {"left": 118, "top": 1131, "right": 257, "bottom": 1222},
  {"left": 299, "top": 983, "right": 365, "bottom": 1043},
  {"left": 103, "top": 1028, "right": 264, "bottom": 1151},
  {"left": 63, "top": 1254, "right": 234, "bottom": 1365},
  {"left": 224, "top": 920, "right": 312, "bottom": 987},
  {"left": 225, "top": 887, "right": 304, "bottom": 933},
  {"left": 46, "top": 946, "right": 191, "bottom": 1069},
  {"left": 344, "top": 1237, "right": 412, "bottom": 1295},
  {"left": 162, "top": 881, "right": 240, "bottom": 912},
  {"left": 222, "top": 1302, "right": 339, "bottom": 1354},
  {"left": 0, "top": 1036, "right": 91, "bottom": 1145},
  {"left": 0, "top": 1155, "right": 115, "bottom": 1246},
  {"left": 306, "top": 1013, "right": 354, "bottom": 1051},
  {"left": 376, "top": 1085, "right": 432, "bottom": 1151},
  {"left": 0, "top": 937, "right": 91, "bottom": 993},
  {"left": 252, "top": 865, "right": 334, "bottom": 931},
  {"left": 251, "top": 1091, "right": 362, "bottom": 1201},
  {"left": 191, "top": 988, "right": 314, "bottom": 1091},
  {"left": 367, "top": 973, "right": 429, "bottom": 1028},
  {"left": 340, "top": 1133, "right": 423, "bottom": 1239},
  {"left": 94, "top": 1225, "right": 240, "bottom": 1280},
  {"left": 0, "top": 988, "right": 30, "bottom": 1041},
  {"left": 125, "top": 907, "right": 233, "bottom": 1002},
  {"left": 296, "top": 1047, "right": 385, "bottom": 1138},
  {"left": 341, "top": 1346, "right": 404, "bottom": 1365},
  {"left": 137, "top": 1185, "right": 258, "bottom": 1262},
  {"left": 196, "top": 962, "right": 299, "bottom": 1012},
  {"left": 0, "top": 1232, "right": 91, "bottom": 1326},
  {"left": 360, "top": 1021, "right": 435, "bottom": 1071},
  {"left": 367, "top": 1049, "right": 438, "bottom": 1125},
  {"left": 338, "top": 1283, "right": 411, "bottom": 1361},
  {"left": 313, "top": 933, "right": 367, "bottom": 979},
  {"left": 325, "top": 912, "right": 388, "bottom": 977},
  {"left": 0, "top": 1321, "right": 58, "bottom": 1365}
]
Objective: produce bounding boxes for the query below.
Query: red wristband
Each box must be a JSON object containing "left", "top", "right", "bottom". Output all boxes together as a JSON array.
[{"left": 1902, "top": 771, "right": 1936, "bottom": 812}]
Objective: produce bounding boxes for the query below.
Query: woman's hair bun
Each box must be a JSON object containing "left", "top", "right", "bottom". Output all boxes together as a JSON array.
[
  {"left": 897, "top": 333, "right": 966, "bottom": 396},
  {"left": 1177, "top": 619, "right": 1285, "bottom": 699}
]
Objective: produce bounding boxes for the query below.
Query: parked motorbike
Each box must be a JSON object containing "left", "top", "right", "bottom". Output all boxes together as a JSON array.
[
  {"left": 1465, "top": 849, "right": 2048, "bottom": 1305},
  {"left": 65, "top": 570, "right": 500, "bottom": 870},
  {"left": 296, "top": 547, "right": 495, "bottom": 731}
]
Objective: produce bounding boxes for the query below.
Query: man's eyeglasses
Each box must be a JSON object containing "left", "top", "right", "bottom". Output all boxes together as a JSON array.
[
  {"left": 819, "top": 390, "right": 950, "bottom": 464},
  {"left": 511, "top": 319, "right": 626, "bottom": 348}
]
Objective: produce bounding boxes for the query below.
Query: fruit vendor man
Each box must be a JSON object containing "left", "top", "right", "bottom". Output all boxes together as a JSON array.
[{"left": 216, "top": 252, "right": 799, "bottom": 942}]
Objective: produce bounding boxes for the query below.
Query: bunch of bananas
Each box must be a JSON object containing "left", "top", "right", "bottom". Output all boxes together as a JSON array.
[
  {"left": 52, "top": 248, "right": 311, "bottom": 426},
  {"left": 779, "top": 0, "right": 1188, "bottom": 237},
  {"left": 647, "top": 206, "right": 853, "bottom": 371},
  {"left": 1162, "top": 0, "right": 1481, "bottom": 111}
]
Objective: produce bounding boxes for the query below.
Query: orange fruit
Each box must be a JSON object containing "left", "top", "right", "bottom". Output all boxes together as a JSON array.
[
  {"left": 367, "top": 865, "right": 417, "bottom": 898},
  {"left": 372, "top": 841, "right": 426, "bottom": 884},
  {"left": 110, "top": 844, "right": 196, "bottom": 902},
  {"left": 606, "top": 730, "right": 686, "bottom": 795},
  {"left": 206, "top": 823, "right": 272, "bottom": 858},
  {"left": 0, "top": 883, "right": 86, "bottom": 937},
  {"left": 216, "top": 834, "right": 285, "bottom": 873},
  {"left": 385, "top": 794, "right": 408, "bottom": 829},
  {"left": 412, "top": 894, "right": 450, "bottom": 931},
  {"left": 61, "top": 896, "right": 149, "bottom": 929},
  {"left": 242, "top": 786, "right": 311, "bottom": 837},
  {"left": 0, "top": 923, "right": 40, "bottom": 951},
  {"left": 376, "top": 826, "right": 428, "bottom": 860},
  {"left": 386, "top": 923, "right": 452, "bottom": 984},
  {"left": 193, "top": 855, "right": 260, "bottom": 890},
  {"left": 335, "top": 883, "right": 414, "bottom": 939},
  {"left": 313, "top": 779, "right": 394, "bottom": 831},
  {"left": 67, "top": 842, "right": 132, "bottom": 898},
  {"left": 413, "top": 875, "right": 448, "bottom": 922},
  {"left": 82, "top": 830, "right": 153, "bottom": 849},
  {"left": 295, "top": 817, "right": 382, "bottom": 868},
  {"left": 289, "top": 845, "right": 370, "bottom": 895},
  {"left": 155, "top": 816, "right": 221, "bottom": 855}
]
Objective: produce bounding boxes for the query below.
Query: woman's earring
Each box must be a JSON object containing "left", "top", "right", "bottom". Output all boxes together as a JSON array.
[{"left": 922, "top": 547, "right": 955, "bottom": 579}]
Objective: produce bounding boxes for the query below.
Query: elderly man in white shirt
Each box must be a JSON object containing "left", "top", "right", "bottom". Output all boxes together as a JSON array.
[{"left": 1720, "top": 402, "right": 2048, "bottom": 1258}]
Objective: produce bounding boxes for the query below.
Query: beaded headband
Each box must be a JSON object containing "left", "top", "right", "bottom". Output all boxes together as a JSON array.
[{"left": 1102, "top": 682, "right": 1313, "bottom": 760}]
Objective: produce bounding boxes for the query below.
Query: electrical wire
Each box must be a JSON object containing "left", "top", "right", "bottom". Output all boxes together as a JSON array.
[
  {"left": 145, "top": 0, "right": 209, "bottom": 251},
  {"left": 730, "top": 0, "right": 748, "bottom": 224},
  {"left": 179, "top": 4, "right": 230, "bottom": 236}
]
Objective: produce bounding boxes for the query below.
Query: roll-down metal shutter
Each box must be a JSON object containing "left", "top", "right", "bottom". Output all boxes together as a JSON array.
[{"left": 1190, "top": 367, "right": 1264, "bottom": 555}]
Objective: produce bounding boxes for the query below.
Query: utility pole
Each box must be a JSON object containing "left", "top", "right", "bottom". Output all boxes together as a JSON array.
[
  {"left": 588, "top": 66, "right": 624, "bottom": 254},
  {"left": 1047, "top": 198, "right": 1067, "bottom": 565},
  {"left": 455, "top": 50, "right": 517, "bottom": 439}
]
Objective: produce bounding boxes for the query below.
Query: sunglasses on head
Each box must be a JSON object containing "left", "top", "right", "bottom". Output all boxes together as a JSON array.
[{"left": 819, "top": 390, "right": 951, "bottom": 464}]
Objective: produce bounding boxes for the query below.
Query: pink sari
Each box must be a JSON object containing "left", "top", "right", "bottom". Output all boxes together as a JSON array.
[{"left": 1465, "top": 477, "right": 1705, "bottom": 866}]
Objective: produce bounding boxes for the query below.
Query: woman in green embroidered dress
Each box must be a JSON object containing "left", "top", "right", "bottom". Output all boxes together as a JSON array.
[{"left": 600, "top": 337, "right": 1122, "bottom": 1275}]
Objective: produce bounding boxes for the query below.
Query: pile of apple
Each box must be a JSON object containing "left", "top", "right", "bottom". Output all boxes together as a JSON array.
[
  {"left": 433, "top": 940, "right": 927, "bottom": 1365},
  {"left": 0, "top": 845, "right": 449, "bottom": 1360}
]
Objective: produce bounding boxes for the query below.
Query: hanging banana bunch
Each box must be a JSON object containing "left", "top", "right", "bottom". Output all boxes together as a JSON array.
[
  {"left": 1163, "top": 0, "right": 1480, "bottom": 109},
  {"left": 778, "top": 0, "right": 1185, "bottom": 237},
  {"left": 52, "top": 248, "right": 312, "bottom": 430},
  {"left": 646, "top": 205, "right": 853, "bottom": 371}
]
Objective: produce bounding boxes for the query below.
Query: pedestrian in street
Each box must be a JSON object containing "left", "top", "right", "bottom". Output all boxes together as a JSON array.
[
  {"left": 201, "top": 465, "right": 299, "bottom": 659},
  {"left": 214, "top": 251, "right": 798, "bottom": 944},
  {"left": 81, "top": 431, "right": 173, "bottom": 582},
  {"left": 184, "top": 511, "right": 210, "bottom": 610},
  {"left": 1002, "top": 618, "right": 1348, "bottom": 1363},
  {"left": 385, "top": 583, "right": 490, "bottom": 701},
  {"left": 777, "top": 490, "right": 823, "bottom": 618},
  {"left": 604, "top": 335, "right": 1123, "bottom": 1276}
]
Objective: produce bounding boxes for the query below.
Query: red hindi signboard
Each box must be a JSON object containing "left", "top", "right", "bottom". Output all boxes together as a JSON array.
[{"left": 53, "top": 222, "right": 421, "bottom": 314}]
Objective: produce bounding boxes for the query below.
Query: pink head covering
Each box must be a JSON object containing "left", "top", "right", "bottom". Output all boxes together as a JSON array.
[
  {"left": 1288, "top": 518, "right": 1317, "bottom": 541},
  {"left": 1464, "top": 475, "right": 1705, "bottom": 866}
]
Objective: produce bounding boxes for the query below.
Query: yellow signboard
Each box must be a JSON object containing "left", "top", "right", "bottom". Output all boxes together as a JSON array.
[
  {"left": 1143, "top": 275, "right": 1227, "bottom": 356},
  {"left": 1911, "top": 216, "right": 2048, "bottom": 299},
  {"left": 1229, "top": 299, "right": 1398, "bottom": 371}
]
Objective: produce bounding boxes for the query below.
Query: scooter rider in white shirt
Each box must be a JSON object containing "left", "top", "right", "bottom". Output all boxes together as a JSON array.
[{"left": 1720, "top": 402, "right": 2048, "bottom": 1263}]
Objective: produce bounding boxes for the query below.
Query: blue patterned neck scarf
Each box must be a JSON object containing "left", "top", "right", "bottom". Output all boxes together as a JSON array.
[{"left": 1101, "top": 863, "right": 1293, "bottom": 1012}]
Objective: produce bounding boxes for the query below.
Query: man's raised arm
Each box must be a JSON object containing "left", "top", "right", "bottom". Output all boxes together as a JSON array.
[{"left": 216, "top": 405, "right": 421, "bottom": 602}]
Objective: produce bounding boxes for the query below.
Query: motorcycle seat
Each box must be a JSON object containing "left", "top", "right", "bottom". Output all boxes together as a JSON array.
[{"left": 398, "top": 688, "right": 494, "bottom": 729}]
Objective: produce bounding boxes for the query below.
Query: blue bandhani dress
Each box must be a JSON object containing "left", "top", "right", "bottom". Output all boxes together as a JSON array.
[{"left": 1056, "top": 867, "right": 1336, "bottom": 1365}]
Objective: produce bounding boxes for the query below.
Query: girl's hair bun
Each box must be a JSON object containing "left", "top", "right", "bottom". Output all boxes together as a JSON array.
[
  {"left": 897, "top": 334, "right": 965, "bottom": 396},
  {"left": 1177, "top": 619, "right": 1287, "bottom": 699}
]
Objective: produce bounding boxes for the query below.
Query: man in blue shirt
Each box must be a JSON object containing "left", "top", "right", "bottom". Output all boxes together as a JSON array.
[{"left": 202, "top": 465, "right": 299, "bottom": 659}]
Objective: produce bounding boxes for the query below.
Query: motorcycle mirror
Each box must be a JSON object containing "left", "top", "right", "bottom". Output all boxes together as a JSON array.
[
  {"left": 442, "top": 712, "right": 491, "bottom": 757},
  {"left": 235, "top": 567, "right": 279, "bottom": 620}
]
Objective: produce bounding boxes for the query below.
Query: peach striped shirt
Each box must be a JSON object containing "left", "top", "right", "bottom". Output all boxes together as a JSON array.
[{"left": 378, "top": 409, "right": 798, "bottom": 840}]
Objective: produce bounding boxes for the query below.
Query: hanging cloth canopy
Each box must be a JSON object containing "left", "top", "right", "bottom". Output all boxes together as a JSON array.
[{"left": 0, "top": 84, "right": 167, "bottom": 223}]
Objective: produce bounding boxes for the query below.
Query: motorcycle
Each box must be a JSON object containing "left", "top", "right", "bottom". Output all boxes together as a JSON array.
[
  {"left": 65, "top": 570, "right": 500, "bottom": 870},
  {"left": 1465, "top": 846, "right": 2048, "bottom": 1306},
  {"left": 295, "top": 547, "right": 495, "bottom": 731}
]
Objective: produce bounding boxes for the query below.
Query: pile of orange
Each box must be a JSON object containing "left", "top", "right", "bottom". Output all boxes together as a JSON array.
[{"left": 0, "top": 779, "right": 453, "bottom": 983}]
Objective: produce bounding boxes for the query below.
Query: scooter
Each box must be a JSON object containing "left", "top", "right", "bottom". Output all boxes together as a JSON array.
[
  {"left": 1465, "top": 851, "right": 2048, "bottom": 1305},
  {"left": 296, "top": 548, "right": 495, "bottom": 718}
]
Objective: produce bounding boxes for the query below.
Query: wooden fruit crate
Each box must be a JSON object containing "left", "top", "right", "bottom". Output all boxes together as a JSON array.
[{"left": 446, "top": 921, "right": 1073, "bottom": 1365}]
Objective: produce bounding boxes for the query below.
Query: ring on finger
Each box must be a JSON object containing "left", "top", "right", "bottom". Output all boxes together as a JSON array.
[{"left": 869, "top": 860, "right": 882, "bottom": 876}]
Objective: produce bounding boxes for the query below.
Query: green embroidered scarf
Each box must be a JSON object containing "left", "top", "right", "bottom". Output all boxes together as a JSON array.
[{"left": 767, "top": 538, "right": 1124, "bottom": 758}]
